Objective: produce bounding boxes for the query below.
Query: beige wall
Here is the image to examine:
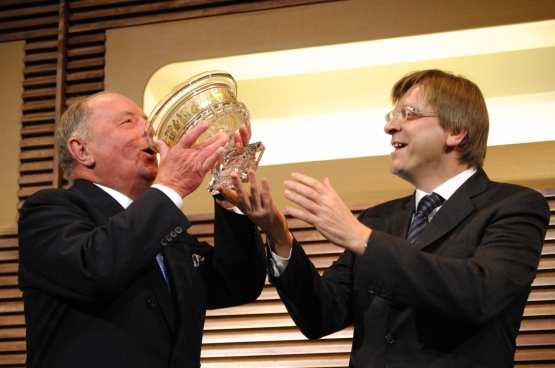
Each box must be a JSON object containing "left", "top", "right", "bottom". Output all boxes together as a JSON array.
[
  {"left": 106, "top": 0, "right": 555, "bottom": 107},
  {"left": 0, "top": 41, "right": 25, "bottom": 229},
  {"left": 105, "top": 0, "right": 555, "bottom": 215}
]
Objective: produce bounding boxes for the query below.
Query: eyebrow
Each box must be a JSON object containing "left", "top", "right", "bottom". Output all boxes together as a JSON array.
[{"left": 118, "top": 111, "right": 148, "bottom": 120}]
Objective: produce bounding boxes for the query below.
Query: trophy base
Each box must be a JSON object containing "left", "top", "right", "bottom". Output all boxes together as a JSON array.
[{"left": 208, "top": 141, "right": 265, "bottom": 196}]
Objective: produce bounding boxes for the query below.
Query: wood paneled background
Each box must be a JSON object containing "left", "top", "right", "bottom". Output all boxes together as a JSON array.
[{"left": 0, "top": 0, "right": 554, "bottom": 366}]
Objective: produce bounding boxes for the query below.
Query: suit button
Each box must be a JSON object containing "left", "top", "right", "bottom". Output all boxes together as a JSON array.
[
  {"left": 175, "top": 227, "right": 183, "bottom": 234},
  {"left": 385, "top": 334, "right": 395, "bottom": 344},
  {"left": 170, "top": 231, "right": 177, "bottom": 238},
  {"left": 166, "top": 234, "right": 173, "bottom": 242},
  {"left": 147, "top": 299, "right": 157, "bottom": 309},
  {"left": 161, "top": 239, "right": 168, "bottom": 246}
]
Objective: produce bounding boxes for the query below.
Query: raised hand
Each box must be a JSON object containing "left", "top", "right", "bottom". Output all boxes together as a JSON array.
[
  {"left": 284, "top": 173, "right": 370, "bottom": 255},
  {"left": 216, "top": 170, "right": 293, "bottom": 258},
  {"left": 154, "top": 120, "right": 228, "bottom": 198}
]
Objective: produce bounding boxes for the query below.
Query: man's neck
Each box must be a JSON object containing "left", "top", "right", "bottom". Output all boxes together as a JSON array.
[
  {"left": 415, "top": 168, "right": 477, "bottom": 202},
  {"left": 408, "top": 163, "right": 470, "bottom": 194}
]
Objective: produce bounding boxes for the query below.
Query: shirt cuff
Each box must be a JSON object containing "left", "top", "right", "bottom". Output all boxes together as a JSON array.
[
  {"left": 267, "top": 238, "right": 292, "bottom": 277},
  {"left": 226, "top": 206, "right": 244, "bottom": 215},
  {"left": 151, "top": 184, "right": 184, "bottom": 210}
]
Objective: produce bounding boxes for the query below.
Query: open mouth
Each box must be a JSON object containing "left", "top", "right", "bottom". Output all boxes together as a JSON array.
[
  {"left": 392, "top": 142, "right": 407, "bottom": 149},
  {"left": 142, "top": 148, "right": 156, "bottom": 156}
]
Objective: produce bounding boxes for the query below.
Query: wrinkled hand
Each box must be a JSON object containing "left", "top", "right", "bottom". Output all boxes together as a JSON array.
[
  {"left": 154, "top": 120, "right": 228, "bottom": 198},
  {"left": 216, "top": 170, "right": 292, "bottom": 257},
  {"left": 284, "top": 172, "right": 370, "bottom": 255}
]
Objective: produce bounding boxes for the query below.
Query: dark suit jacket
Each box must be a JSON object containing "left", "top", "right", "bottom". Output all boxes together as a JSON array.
[
  {"left": 270, "top": 169, "right": 549, "bottom": 367},
  {"left": 18, "top": 180, "right": 266, "bottom": 368}
]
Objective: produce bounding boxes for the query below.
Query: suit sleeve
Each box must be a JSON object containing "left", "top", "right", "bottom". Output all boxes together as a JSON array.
[
  {"left": 203, "top": 203, "right": 267, "bottom": 309},
  {"left": 269, "top": 237, "right": 356, "bottom": 339},
  {"left": 18, "top": 188, "right": 193, "bottom": 304}
]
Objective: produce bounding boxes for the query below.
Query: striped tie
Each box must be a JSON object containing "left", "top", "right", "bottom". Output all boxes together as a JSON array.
[{"left": 406, "top": 192, "right": 444, "bottom": 243}]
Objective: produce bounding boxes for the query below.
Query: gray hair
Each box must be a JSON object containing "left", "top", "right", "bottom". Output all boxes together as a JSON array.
[{"left": 55, "top": 92, "right": 108, "bottom": 182}]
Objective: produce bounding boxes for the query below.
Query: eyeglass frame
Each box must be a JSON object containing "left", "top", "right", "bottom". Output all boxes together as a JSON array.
[{"left": 385, "top": 106, "right": 438, "bottom": 124}]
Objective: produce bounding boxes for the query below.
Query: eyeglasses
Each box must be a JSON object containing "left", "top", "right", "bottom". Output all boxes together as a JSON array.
[{"left": 385, "top": 106, "right": 438, "bottom": 123}]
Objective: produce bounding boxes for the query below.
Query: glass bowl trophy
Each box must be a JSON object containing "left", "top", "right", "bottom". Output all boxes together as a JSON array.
[{"left": 147, "top": 71, "right": 265, "bottom": 197}]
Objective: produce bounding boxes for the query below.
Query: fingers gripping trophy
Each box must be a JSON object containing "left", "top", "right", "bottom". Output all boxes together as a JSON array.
[{"left": 146, "top": 71, "right": 265, "bottom": 197}]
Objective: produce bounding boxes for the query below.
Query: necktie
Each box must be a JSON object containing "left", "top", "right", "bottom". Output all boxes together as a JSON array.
[
  {"left": 406, "top": 192, "right": 445, "bottom": 243},
  {"left": 156, "top": 253, "right": 170, "bottom": 291}
]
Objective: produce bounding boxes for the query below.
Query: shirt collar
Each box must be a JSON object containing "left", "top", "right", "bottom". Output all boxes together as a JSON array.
[
  {"left": 93, "top": 183, "right": 133, "bottom": 209},
  {"left": 415, "top": 168, "right": 477, "bottom": 209}
]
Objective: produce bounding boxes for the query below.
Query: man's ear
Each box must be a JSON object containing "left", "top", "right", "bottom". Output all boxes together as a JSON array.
[
  {"left": 67, "top": 137, "right": 95, "bottom": 167},
  {"left": 446, "top": 128, "right": 468, "bottom": 148}
]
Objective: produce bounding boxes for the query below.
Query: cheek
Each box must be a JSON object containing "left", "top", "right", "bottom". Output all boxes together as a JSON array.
[{"left": 414, "top": 130, "right": 444, "bottom": 154}]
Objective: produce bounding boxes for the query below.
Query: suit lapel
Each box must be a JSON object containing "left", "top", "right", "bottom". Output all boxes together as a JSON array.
[
  {"left": 70, "top": 180, "right": 125, "bottom": 218},
  {"left": 394, "top": 196, "right": 415, "bottom": 238},
  {"left": 415, "top": 169, "right": 490, "bottom": 250}
]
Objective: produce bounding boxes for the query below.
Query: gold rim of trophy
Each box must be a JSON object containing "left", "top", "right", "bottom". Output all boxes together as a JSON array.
[{"left": 148, "top": 70, "right": 242, "bottom": 147}]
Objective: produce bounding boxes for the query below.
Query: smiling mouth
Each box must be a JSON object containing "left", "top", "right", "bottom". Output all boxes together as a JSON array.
[{"left": 392, "top": 143, "right": 407, "bottom": 149}]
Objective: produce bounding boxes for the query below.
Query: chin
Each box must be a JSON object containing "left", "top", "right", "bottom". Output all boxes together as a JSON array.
[
  {"left": 140, "top": 167, "right": 158, "bottom": 184},
  {"left": 389, "top": 164, "right": 401, "bottom": 176},
  {"left": 390, "top": 166, "right": 409, "bottom": 181}
]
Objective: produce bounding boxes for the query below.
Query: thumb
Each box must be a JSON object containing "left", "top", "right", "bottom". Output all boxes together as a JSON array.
[{"left": 156, "top": 138, "right": 170, "bottom": 160}]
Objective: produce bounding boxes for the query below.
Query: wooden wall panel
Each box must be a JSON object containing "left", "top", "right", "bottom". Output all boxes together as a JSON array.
[
  {"left": 11, "top": 0, "right": 63, "bottom": 206},
  {"left": 515, "top": 190, "right": 555, "bottom": 366},
  {"left": 0, "top": 228, "right": 23, "bottom": 367}
]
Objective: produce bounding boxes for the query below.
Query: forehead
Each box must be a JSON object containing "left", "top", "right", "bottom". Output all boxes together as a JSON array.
[
  {"left": 396, "top": 85, "right": 431, "bottom": 108},
  {"left": 87, "top": 93, "right": 146, "bottom": 122}
]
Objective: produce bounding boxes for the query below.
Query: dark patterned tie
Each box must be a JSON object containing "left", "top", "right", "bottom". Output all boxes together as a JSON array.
[{"left": 406, "top": 192, "right": 445, "bottom": 243}]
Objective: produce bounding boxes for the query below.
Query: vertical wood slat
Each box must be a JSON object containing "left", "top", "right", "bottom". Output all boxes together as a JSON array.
[{"left": 52, "top": 0, "right": 68, "bottom": 188}]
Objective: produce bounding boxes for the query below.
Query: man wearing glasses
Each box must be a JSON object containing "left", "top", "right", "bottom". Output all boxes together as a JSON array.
[{"left": 218, "top": 69, "right": 550, "bottom": 367}]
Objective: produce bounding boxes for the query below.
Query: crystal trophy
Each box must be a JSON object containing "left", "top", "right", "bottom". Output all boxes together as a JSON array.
[{"left": 147, "top": 71, "right": 265, "bottom": 196}]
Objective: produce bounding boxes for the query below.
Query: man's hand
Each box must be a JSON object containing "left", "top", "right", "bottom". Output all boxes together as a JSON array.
[
  {"left": 231, "top": 122, "right": 251, "bottom": 149},
  {"left": 284, "top": 172, "right": 370, "bottom": 255},
  {"left": 154, "top": 120, "right": 228, "bottom": 198},
  {"left": 216, "top": 170, "right": 293, "bottom": 258}
]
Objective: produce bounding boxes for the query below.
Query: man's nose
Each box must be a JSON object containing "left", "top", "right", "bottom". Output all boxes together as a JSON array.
[
  {"left": 384, "top": 118, "right": 400, "bottom": 135},
  {"left": 142, "top": 120, "right": 154, "bottom": 138}
]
